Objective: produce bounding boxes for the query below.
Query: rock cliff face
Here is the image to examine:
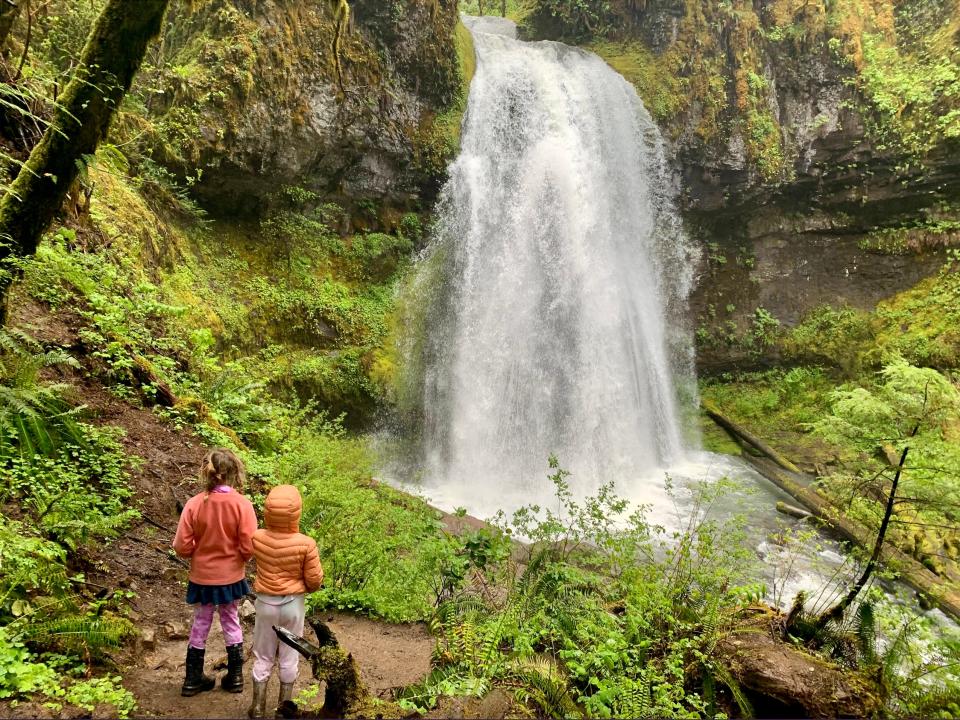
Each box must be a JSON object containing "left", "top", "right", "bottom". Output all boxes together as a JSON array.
[
  {"left": 525, "top": 0, "right": 960, "bottom": 372},
  {"left": 149, "top": 0, "right": 461, "bottom": 218},
  {"left": 685, "top": 60, "right": 959, "bottom": 371}
]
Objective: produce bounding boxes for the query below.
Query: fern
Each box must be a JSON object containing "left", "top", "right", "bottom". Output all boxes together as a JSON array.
[
  {"left": 878, "top": 619, "right": 913, "bottom": 696},
  {"left": 855, "top": 600, "right": 878, "bottom": 667},
  {"left": 22, "top": 616, "right": 135, "bottom": 654},
  {"left": 0, "top": 330, "right": 85, "bottom": 461},
  {"left": 507, "top": 656, "right": 577, "bottom": 717}
]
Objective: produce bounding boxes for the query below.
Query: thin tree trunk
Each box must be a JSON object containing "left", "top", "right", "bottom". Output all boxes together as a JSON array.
[
  {"left": 818, "top": 446, "right": 909, "bottom": 625},
  {"left": 0, "top": 0, "right": 170, "bottom": 324}
]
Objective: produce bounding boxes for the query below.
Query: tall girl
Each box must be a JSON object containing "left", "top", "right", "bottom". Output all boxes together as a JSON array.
[{"left": 173, "top": 448, "right": 257, "bottom": 697}]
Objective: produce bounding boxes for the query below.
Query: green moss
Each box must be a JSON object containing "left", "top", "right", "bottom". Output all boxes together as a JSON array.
[
  {"left": 411, "top": 19, "right": 477, "bottom": 175},
  {"left": 699, "top": 411, "right": 743, "bottom": 455},
  {"left": 587, "top": 41, "right": 685, "bottom": 123}
]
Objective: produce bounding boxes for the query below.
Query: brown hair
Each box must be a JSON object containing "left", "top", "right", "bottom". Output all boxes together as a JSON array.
[{"left": 201, "top": 448, "right": 246, "bottom": 493}]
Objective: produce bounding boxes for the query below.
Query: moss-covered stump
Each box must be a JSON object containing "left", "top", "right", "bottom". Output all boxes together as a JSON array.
[
  {"left": 719, "top": 622, "right": 880, "bottom": 717},
  {"left": 304, "top": 618, "right": 410, "bottom": 719}
]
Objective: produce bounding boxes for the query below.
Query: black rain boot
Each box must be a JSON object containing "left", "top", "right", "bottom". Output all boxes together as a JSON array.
[
  {"left": 181, "top": 646, "right": 215, "bottom": 697},
  {"left": 221, "top": 642, "right": 244, "bottom": 693},
  {"left": 276, "top": 682, "right": 297, "bottom": 719}
]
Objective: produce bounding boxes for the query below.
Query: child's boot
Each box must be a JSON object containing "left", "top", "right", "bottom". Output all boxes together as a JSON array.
[
  {"left": 181, "top": 646, "right": 215, "bottom": 696},
  {"left": 276, "top": 682, "right": 296, "bottom": 718},
  {"left": 222, "top": 643, "right": 245, "bottom": 693},
  {"left": 248, "top": 680, "right": 268, "bottom": 718}
]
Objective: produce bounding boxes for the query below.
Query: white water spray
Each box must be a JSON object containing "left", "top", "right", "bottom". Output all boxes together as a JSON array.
[{"left": 412, "top": 17, "right": 698, "bottom": 513}]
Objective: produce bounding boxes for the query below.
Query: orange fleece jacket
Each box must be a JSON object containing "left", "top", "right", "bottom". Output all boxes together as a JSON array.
[
  {"left": 173, "top": 491, "right": 258, "bottom": 586},
  {"left": 252, "top": 484, "right": 323, "bottom": 595}
]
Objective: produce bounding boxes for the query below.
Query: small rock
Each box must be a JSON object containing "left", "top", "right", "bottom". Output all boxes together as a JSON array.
[
  {"left": 163, "top": 621, "right": 188, "bottom": 640},
  {"left": 161, "top": 567, "right": 180, "bottom": 581},
  {"left": 239, "top": 598, "right": 256, "bottom": 620},
  {"left": 140, "top": 627, "right": 156, "bottom": 651}
]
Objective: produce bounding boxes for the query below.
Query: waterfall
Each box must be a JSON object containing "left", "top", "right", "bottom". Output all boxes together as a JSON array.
[{"left": 407, "top": 16, "right": 699, "bottom": 514}]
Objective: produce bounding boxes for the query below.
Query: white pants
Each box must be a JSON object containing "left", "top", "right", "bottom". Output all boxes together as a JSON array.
[{"left": 251, "top": 594, "right": 306, "bottom": 683}]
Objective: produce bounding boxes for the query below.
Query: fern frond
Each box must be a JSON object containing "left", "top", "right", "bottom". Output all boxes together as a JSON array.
[
  {"left": 855, "top": 600, "right": 877, "bottom": 667},
  {"left": 712, "top": 661, "right": 754, "bottom": 719},
  {"left": 507, "top": 656, "right": 576, "bottom": 716},
  {"left": 23, "top": 615, "right": 135, "bottom": 652}
]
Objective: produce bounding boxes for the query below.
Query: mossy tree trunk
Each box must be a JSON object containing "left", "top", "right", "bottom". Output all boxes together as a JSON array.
[
  {"left": 0, "top": 0, "right": 18, "bottom": 50},
  {"left": 0, "top": 0, "right": 170, "bottom": 324}
]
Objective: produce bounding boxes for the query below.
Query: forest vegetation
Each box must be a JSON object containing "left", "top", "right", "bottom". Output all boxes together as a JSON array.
[{"left": 0, "top": 0, "right": 958, "bottom": 718}]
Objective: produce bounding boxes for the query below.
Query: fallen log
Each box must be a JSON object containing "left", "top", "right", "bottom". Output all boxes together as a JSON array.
[
  {"left": 719, "top": 620, "right": 880, "bottom": 718},
  {"left": 702, "top": 400, "right": 801, "bottom": 473},
  {"left": 775, "top": 501, "right": 811, "bottom": 520},
  {"left": 706, "top": 401, "right": 960, "bottom": 621},
  {"left": 749, "top": 457, "right": 960, "bottom": 619}
]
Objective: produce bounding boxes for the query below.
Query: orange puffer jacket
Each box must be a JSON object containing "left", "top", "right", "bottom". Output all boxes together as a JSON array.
[{"left": 252, "top": 484, "right": 323, "bottom": 595}]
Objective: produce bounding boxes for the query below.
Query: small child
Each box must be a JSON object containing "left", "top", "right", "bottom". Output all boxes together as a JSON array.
[
  {"left": 173, "top": 448, "right": 257, "bottom": 697},
  {"left": 248, "top": 484, "right": 323, "bottom": 719}
]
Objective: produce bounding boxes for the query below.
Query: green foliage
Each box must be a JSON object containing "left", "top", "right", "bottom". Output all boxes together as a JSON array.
[
  {"left": 401, "top": 459, "right": 763, "bottom": 717},
  {"left": 0, "top": 417, "right": 137, "bottom": 712},
  {"left": 273, "top": 418, "right": 483, "bottom": 622},
  {"left": 1, "top": 425, "right": 138, "bottom": 550},
  {"left": 782, "top": 305, "right": 876, "bottom": 375},
  {"left": 0, "top": 329, "right": 84, "bottom": 461},
  {"left": 528, "top": 0, "right": 613, "bottom": 41},
  {"left": 0, "top": 624, "right": 136, "bottom": 716},
  {"left": 856, "top": 28, "right": 960, "bottom": 158}
]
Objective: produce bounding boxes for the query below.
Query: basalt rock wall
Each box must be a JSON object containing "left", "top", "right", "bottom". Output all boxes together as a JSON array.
[{"left": 148, "top": 0, "right": 461, "bottom": 219}]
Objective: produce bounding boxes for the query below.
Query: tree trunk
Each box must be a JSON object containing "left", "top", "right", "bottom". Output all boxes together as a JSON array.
[
  {"left": 0, "top": 0, "right": 170, "bottom": 324},
  {"left": 0, "top": 0, "right": 18, "bottom": 51},
  {"left": 817, "top": 446, "right": 909, "bottom": 626}
]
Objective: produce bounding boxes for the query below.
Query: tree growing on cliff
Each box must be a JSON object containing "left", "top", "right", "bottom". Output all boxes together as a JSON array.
[{"left": 0, "top": 0, "right": 171, "bottom": 324}]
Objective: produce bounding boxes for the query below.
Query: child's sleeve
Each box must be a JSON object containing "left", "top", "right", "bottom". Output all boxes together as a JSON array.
[
  {"left": 172, "top": 500, "right": 196, "bottom": 558},
  {"left": 302, "top": 538, "right": 324, "bottom": 592},
  {"left": 237, "top": 499, "right": 258, "bottom": 562}
]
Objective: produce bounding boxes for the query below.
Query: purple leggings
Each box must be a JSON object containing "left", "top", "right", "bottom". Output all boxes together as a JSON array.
[{"left": 188, "top": 600, "right": 243, "bottom": 649}]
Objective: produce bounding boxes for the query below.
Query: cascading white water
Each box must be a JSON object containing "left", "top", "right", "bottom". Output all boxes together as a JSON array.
[
  {"left": 413, "top": 16, "right": 699, "bottom": 513},
  {"left": 395, "top": 17, "right": 958, "bottom": 630}
]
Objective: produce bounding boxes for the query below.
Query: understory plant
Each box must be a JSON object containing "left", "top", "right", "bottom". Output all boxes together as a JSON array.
[
  {"left": 274, "top": 416, "right": 503, "bottom": 622},
  {"left": 0, "top": 330, "right": 138, "bottom": 714},
  {"left": 399, "top": 458, "right": 764, "bottom": 718}
]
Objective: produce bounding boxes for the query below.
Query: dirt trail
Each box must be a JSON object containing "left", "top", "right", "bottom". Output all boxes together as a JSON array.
[
  {"left": 12, "top": 300, "right": 437, "bottom": 717},
  {"left": 125, "top": 609, "right": 434, "bottom": 719}
]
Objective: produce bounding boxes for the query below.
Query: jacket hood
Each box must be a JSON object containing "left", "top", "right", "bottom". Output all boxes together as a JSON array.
[{"left": 264, "top": 484, "right": 302, "bottom": 533}]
